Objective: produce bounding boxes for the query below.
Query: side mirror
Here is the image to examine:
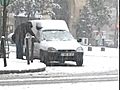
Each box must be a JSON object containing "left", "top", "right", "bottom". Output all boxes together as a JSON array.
[
  {"left": 77, "top": 39, "right": 82, "bottom": 42},
  {"left": 36, "top": 23, "right": 42, "bottom": 30}
]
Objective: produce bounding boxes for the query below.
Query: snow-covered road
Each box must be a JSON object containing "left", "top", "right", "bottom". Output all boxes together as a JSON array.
[{"left": 0, "top": 45, "right": 119, "bottom": 90}]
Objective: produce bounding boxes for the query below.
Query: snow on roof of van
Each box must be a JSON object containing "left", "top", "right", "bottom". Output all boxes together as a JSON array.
[{"left": 29, "top": 20, "right": 69, "bottom": 31}]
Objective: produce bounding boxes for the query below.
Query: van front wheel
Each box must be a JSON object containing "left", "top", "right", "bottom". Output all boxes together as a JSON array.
[
  {"left": 76, "top": 59, "right": 83, "bottom": 66},
  {"left": 40, "top": 51, "right": 48, "bottom": 65}
]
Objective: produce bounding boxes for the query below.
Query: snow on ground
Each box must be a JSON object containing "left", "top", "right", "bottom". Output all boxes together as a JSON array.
[
  {"left": 0, "top": 46, "right": 46, "bottom": 70},
  {"left": 0, "top": 46, "right": 119, "bottom": 90},
  {"left": 82, "top": 46, "right": 119, "bottom": 58},
  {"left": 44, "top": 56, "right": 119, "bottom": 74},
  {"left": 0, "top": 81, "right": 119, "bottom": 90},
  {"left": 43, "top": 46, "right": 119, "bottom": 74},
  {"left": 0, "top": 45, "right": 119, "bottom": 72}
]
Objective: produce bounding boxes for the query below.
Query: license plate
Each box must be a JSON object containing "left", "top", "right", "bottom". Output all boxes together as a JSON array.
[{"left": 61, "top": 53, "right": 74, "bottom": 56}]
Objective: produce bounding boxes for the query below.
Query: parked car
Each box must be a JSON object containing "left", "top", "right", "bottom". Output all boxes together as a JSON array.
[
  {"left": 104, "top": 39, "right": 114, "bottom": 48},
  {"left": 23, "top": 20, "right": 84, "bottom": 66}
]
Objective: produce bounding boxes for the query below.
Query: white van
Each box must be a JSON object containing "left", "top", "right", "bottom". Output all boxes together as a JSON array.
[{"left": 24, "top": 20, "right": 84, "bottom": 66}]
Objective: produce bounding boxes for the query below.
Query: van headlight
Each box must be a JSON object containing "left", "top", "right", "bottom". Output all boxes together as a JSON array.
[
  {"left": 48, "top": 47, "right": 57, "bottom": 52},
  {"left": 76, "top": 47, "right": 84, "bottom": 52}
]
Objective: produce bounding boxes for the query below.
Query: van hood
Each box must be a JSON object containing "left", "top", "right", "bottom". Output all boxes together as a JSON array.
[{"left": 42, "top": 40, "right": 82, "bottom": 50}]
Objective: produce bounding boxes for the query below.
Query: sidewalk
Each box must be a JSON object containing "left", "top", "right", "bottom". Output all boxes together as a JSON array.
[
  {"left": 0, "top": 46, "right": 46, "bottom": 74},
  {"left": 0, "top": 45, "right": 118, "bottom": 74},
  {"left": 82, "top": 45, "right": 119, "bottom": 58}
]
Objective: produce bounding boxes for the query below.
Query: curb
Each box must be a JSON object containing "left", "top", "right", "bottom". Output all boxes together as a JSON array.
[{"left": 0, "top": 67, "right": 46, "bottom": 74}]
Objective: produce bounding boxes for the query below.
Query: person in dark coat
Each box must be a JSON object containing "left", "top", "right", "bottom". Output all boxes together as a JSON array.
[{"left": 12, "top": 22, "right": 35, "bottom": 59}]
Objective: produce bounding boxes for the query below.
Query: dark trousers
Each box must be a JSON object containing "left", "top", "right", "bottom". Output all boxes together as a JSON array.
[{"left": 16, "top": 41, "right": 23, "bottom": 59}]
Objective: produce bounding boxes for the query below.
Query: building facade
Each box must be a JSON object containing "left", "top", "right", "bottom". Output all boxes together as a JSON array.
[{"left": 68, "top": 0, "right": 86, "bottom": 38}]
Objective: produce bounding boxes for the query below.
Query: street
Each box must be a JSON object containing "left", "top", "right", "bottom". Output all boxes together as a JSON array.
[
  {"left": 0, "top": 45, "right": 119, "bottom": 90},
  {"left": 0, "top": 69, "right": 118, "bottom": 86}
]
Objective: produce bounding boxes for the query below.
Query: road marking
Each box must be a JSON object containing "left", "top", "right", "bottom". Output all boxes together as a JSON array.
[{"left": 0, "top": 74, "right": 118, "bottom": 82}]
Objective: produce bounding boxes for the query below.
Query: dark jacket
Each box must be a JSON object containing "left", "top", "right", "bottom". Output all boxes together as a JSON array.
[{"left": 12, "top": 22, "right": 35, "bottom": 44}]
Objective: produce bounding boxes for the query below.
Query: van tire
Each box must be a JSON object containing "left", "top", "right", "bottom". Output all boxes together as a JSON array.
[
  {"left": 40, "top": 54, "right": 47, "bottom": 64},
  {"left": 43, "top": 55, "right": 48, "bottom": 65},
  {"left": 40, "top": 50, "right": 48, "bottom": 65},
  {"left": 76, "top": 59, "right": 83, "bottom": 66}
]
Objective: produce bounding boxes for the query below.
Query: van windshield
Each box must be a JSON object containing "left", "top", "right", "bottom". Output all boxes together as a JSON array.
[{"left": 42, "top": 30, "right": 74, "bottom": 41}]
